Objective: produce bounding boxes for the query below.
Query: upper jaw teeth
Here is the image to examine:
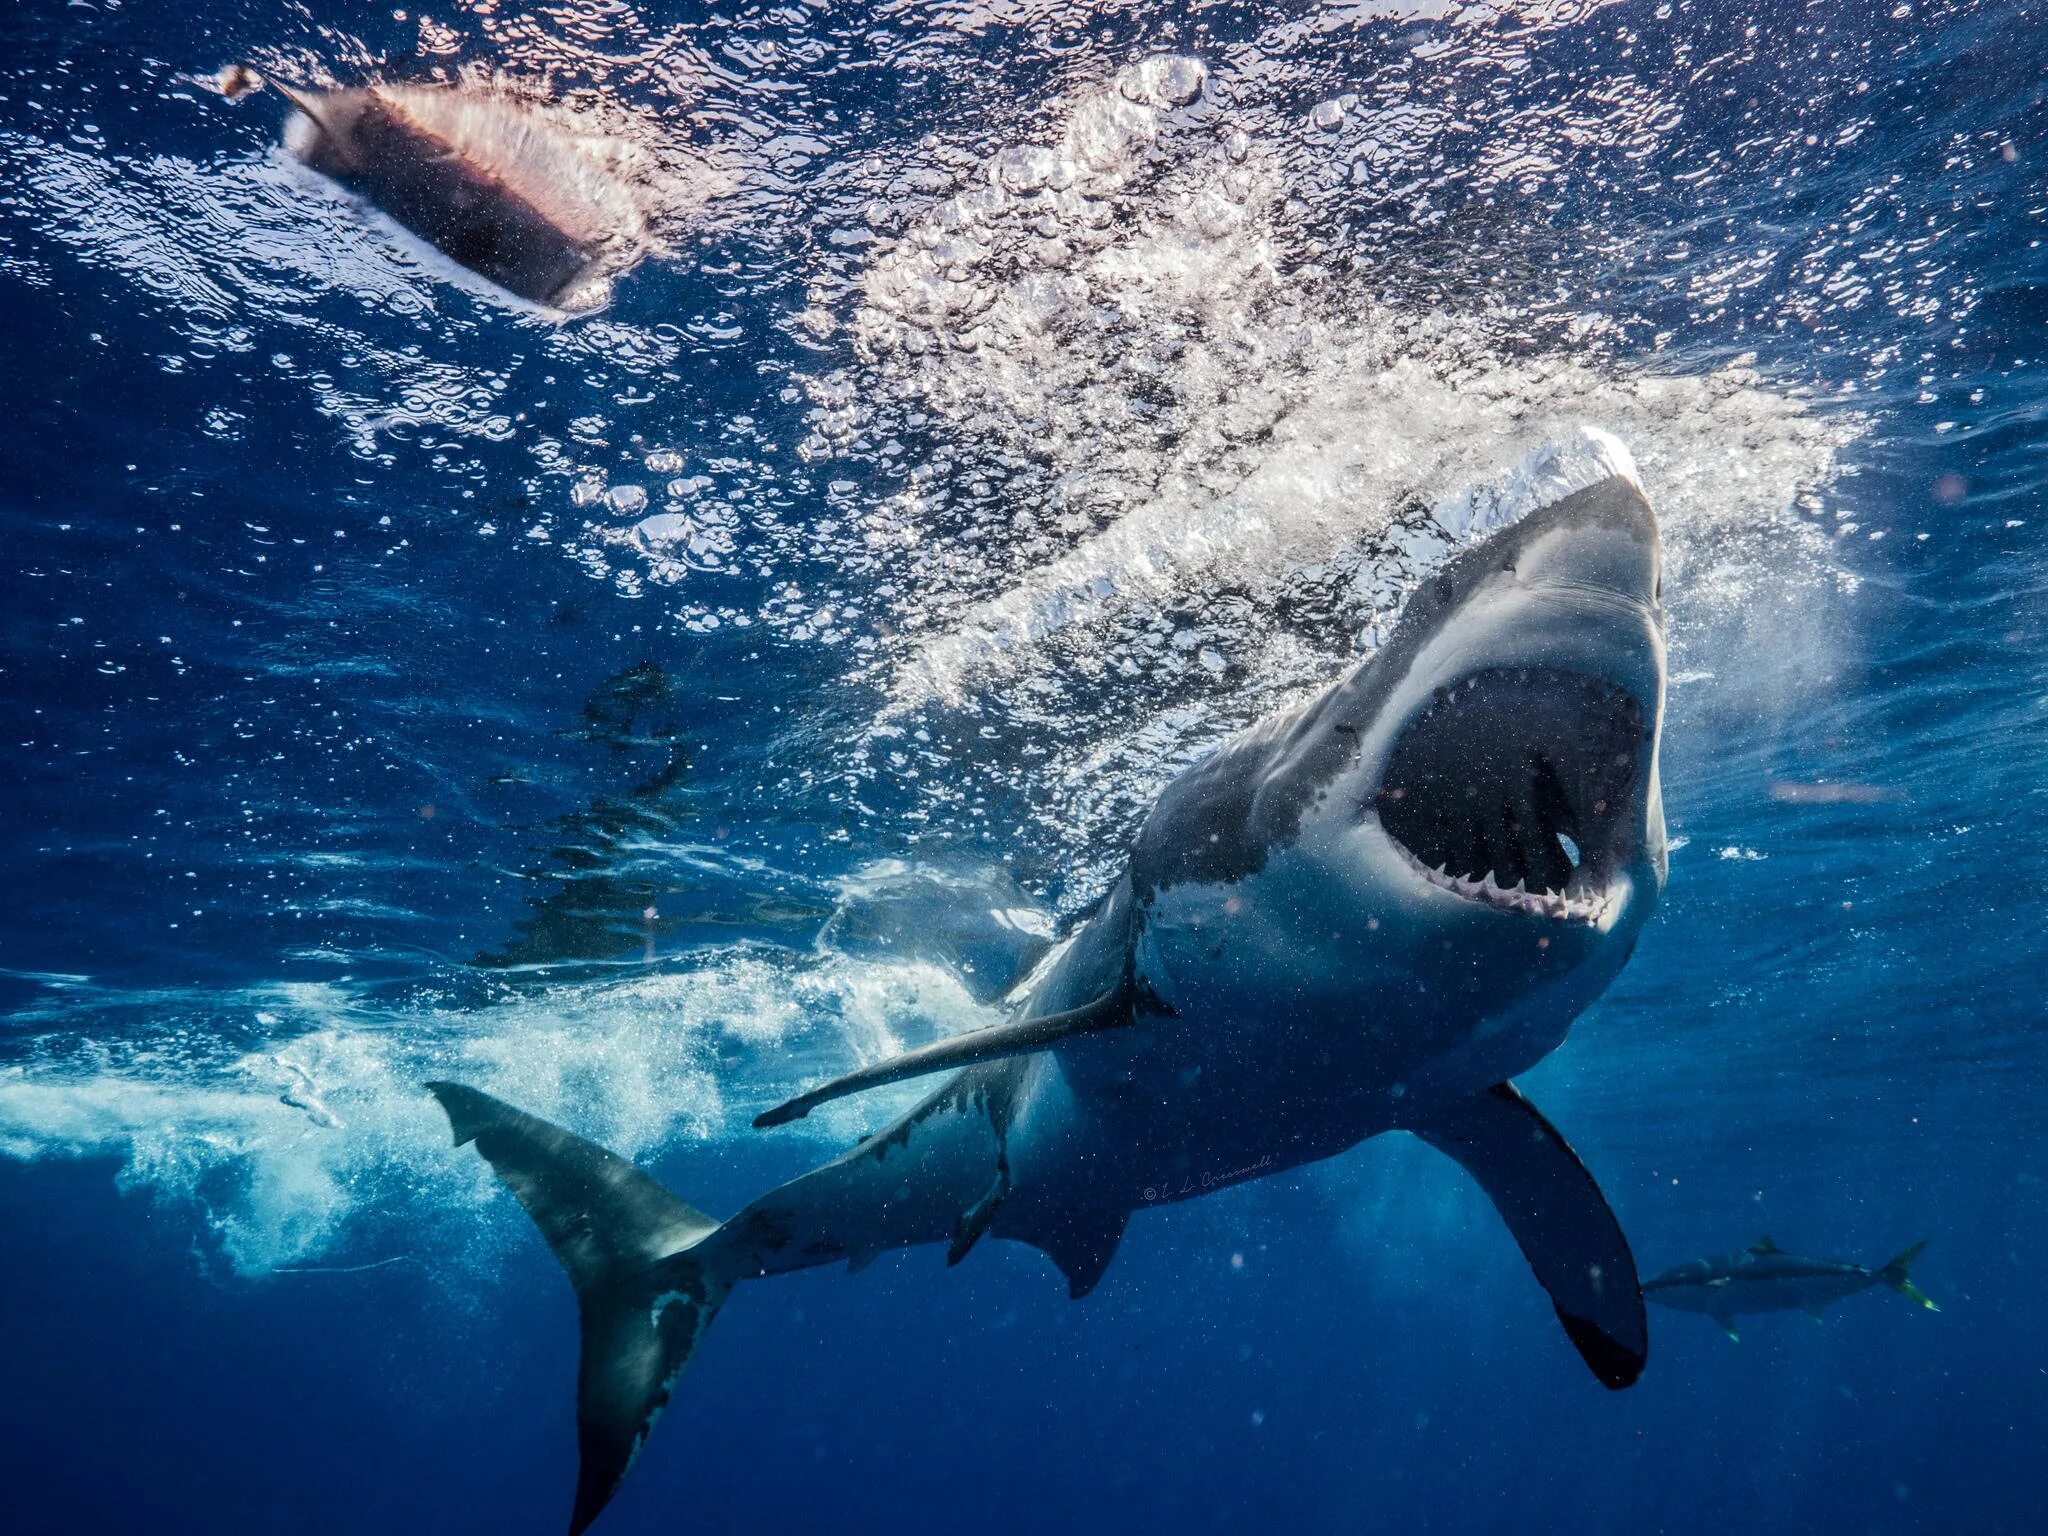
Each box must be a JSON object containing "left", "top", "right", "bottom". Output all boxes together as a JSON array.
[{"left": 1401, "top": 845, "right": 1613, "bottom": 923}]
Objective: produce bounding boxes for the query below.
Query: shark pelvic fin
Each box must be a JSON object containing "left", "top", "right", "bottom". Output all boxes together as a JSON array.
[
  {"left": 754, "top": 982, "right": 1132, "bottom": 1129},
  {"left": 1412, "top": 1082, "right": 1648, "bottom": 1390},
  {"left": 1021, "top": 1207, "right": 1130, "bottom": 1299},
  {"left": 949, "top": 1167, "right": 1011, "bottom": 1266},
  {"left": 426, "top": 1082, "right": 736, "bottom": 1535}
]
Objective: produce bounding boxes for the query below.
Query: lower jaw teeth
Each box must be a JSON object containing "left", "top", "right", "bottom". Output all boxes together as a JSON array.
[{"left": 1408, "top": 850, "right": 1607, "bottom": 921}]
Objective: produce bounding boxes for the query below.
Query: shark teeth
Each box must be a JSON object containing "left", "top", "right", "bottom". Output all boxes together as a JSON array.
[{"left": 1396, "top": 845, "right": 1614, "bottom": 924}]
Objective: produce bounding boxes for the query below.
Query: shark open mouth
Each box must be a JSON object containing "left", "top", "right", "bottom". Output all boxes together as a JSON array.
[{"left": 1375, "top": 667, "right": 1644, "bottom": 923}]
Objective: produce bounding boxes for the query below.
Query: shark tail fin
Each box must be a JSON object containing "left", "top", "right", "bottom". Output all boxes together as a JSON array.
[
  {"left": 427, "top": 1082, "right": 737, "bottom": 1535},
  {"left": 1879, "top": 1239, "right": 1938, "bottom": 1312}
]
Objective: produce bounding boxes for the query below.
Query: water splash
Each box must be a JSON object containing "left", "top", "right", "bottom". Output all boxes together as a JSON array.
[{"left": 0, "top": 951, "right": 993, "bottom": 1273}]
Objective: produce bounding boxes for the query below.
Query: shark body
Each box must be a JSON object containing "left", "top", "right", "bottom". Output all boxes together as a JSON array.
[
  {"left": 1645, "top": 1237, "right": 1937, "bottom": 1339},
  {"left": 433, "top": 461, "right": 1672, "bottom": 1532}
]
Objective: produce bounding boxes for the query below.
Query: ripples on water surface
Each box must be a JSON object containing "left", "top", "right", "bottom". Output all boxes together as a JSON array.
[{"left": 0, "top": 0, "right": 2044, "bottom": 1530}]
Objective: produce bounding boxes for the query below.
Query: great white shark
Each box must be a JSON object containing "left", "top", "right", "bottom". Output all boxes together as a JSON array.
[{"left": 429, "top": 457, "right": 1671, "bottom": 1533}]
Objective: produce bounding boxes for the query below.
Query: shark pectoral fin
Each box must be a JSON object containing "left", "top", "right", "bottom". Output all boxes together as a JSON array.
[
  {"left": 1022, "top": 1207, "right": 1130, "bottom": 1299},
  {"left": 753, "top": 984, "right": 1132, "bottom": 1129},
  {"left": 949, "top": 1168, "right": 1010, "bottom": 1267},
  {"left": 1717, "top": 1318, "right": 1740, "bottom": 1341},
  {"left": 1412, "top": 1082, "right": 1648, "bottom": 1390}
]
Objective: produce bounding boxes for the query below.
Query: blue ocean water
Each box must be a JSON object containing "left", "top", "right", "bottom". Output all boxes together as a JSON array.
[{"left": 1, "top": 0, "right": 2043, "bottom": 1531}]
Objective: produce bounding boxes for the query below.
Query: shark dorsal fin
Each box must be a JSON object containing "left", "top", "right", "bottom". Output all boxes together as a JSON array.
[{"left": 1749, "top": 1236, "right": 1782, "bottom": 1255}]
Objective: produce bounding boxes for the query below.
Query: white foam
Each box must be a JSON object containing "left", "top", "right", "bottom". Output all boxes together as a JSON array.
[
  {"left": 0, "top": 952, "right": 993, "bottom": 1274},
  {"left": 1430, "top": 426, "right": 1642, "bottom": 543},
  {"left": 804, "top": 56, "right": 1851, "bottom": 725},
  {"left": 878, "top": 351, "right": 1843, "bottom": 709}
]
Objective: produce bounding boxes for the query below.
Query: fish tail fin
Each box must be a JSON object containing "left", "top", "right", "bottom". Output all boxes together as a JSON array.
[
  {"left": 1879, "top": 1238, "right": 1938, "bottom": 1312},
  {"left": 427, "top": 1082, "right": 739, "bottom": 1534}
]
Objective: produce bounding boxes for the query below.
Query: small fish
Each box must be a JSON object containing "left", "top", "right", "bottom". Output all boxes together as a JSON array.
[
  {"left": 222, "top": 67, "right": 647, "bottom": 312},
  {"left": 1645, "top": 1235, "right": 1938, "bottom": 1340}
]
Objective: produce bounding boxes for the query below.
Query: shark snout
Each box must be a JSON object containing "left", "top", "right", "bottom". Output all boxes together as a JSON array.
[{"left": 1362, "top": 474, "right": 1667, "bottom": 934}]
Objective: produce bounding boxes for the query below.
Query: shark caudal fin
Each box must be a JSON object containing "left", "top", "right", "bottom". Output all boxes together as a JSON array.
[
  {"left": 1879, "top": 1239, "right": 1939, "bottom": 1312},
  {"left": 427, "top": 1082, "right": 733, "bottom": 1535}
]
